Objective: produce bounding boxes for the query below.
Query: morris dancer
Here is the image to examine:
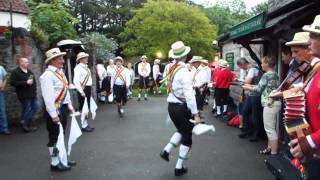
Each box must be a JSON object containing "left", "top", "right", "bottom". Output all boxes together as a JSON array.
[
  {"left": 73, "top": 52, "right": 94, "bottom": 132},
  {"left": 112, "top": 56, "right": 130, "bottom": 117},
  {"left": 160, "top": 41, "right": 200, "bottom": 176},
  {"left": 40, "top": 48, "right": 76, "bottom": 171},
  {"left": 138, "top": 55, "right": 151, "bottom": 101},
  {"left": 190, "top": 56, "right": 208, "bottom": 117},
  {"left": 152, "top": 59, "right": 162, "bottom": 94}
]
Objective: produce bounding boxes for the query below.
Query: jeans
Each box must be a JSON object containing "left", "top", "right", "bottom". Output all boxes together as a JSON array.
[
  {"left": 0, "top": 92, "right": 8, "bottom": 132},
  {"left": 241, "top": 95, "right": 262, "bottom": 134},
  {"left": 20, "top": 97, "right": 39, "bottom": 128}
]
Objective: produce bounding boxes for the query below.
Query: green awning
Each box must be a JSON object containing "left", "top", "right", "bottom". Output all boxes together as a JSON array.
[{"left": 229, "top": 12, "right": 265, "bottom": 39}]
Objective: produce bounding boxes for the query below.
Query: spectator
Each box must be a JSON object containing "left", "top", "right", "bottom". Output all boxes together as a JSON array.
[
  {"left": 0, "top": 64, "right": 10, "bottom": 135},
  {"left": 152, "top": 59, "right": 162, "bottom": 94},
  {"left": 127, "top": 62, "right": 135, "bottom": 98},
  {"left": 10, "top": 57, "right": 39, "bottom": 133},
  {"left": 237, "top": 58, "right": 263, "bottom": 142},
  {"left": 243, "top": 56, "right": 281, "bottom": 155}
]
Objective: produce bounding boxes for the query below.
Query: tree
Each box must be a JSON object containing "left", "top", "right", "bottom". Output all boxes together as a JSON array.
[
  {"left": 119, "top": 0, "right": 217, "bottom": 60},
  {"left": 82, "top": 32, "right": 118, "bottom": 61},
  {"left": 202, "top": 0, "right": 251, "bottom": 35},
  {"left": 27, "top": 0, "right": 79, "bottom": 47},
  {"left": 250, "top": 2, "right": 268, "bottom": 16}
]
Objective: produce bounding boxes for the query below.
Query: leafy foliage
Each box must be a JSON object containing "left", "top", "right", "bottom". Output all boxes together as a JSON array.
[
  {"left": 82, "top": 32, "right": 118, "bottom": 60},
  {"left": 119, "top": 0, "right": 217, "bottom": 60},
  {"left": 27, "top": 0, "right": 79, "bottom": 47}
]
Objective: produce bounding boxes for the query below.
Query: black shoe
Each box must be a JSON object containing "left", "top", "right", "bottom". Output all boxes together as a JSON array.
[
  {"left": 175, "top": 167, "right": 188, "bottom": 176},
  {"left": 22, "top": 126, "right": 30, "bottom": 133},
  {"left": 82, "top": 126, "right": 93, "bottom": 132},
  {"left": 238, "top": 132, "right": 250, "bottom": 139},
  {"left": 50, "top": 163, "right": 71, "bottom": 172},
  {"left": 68, "top": 160, "right": 77, "bottom": 166},
  {"left": 29, "top": 126, "right": 38, "bottom": 132},
  {"left": 214, "top": 114, "right": 222, "bottom": 118},
  {"left": 144, "top": 97, "right": 148, "bottom": 101},
  {"left": 249, "top": 136, "right": 259, "bottom": 142},
  {"left": 160, "top": 150, "right": 169, "bottom": 162},
  {"left": 137, "top": 98, "right": 141, "bottom": 101},
  {"left": 211, "top": 109, "right": 216, "bottom": 114},
  {"left": 1, "top": 129, "right": 11, "bottom": 135}
]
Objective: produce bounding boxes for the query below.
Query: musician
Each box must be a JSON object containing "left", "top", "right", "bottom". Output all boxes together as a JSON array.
[
  {"left": 285, "top": 15, "right": 320, "bottom": 179},
  {"left": 112, "top": 56, "right": 130, "bottom": 117},
  {"left": 40, "top": 48, "right": 76, "bottom": 171},
  {"left": 243, "top": 56, "right": 281, "bottom": 155},
  {"left": 160, "top": 41, "right": 200, "bottom": 176},
  {"left": 137, "top": 55, "right": 151, "bottom": 101},
  {"left": 73, "top": 52, "right": 94, "bottom": 132},
  {"left": 190, "top": 56, "right": 208, "bottom": 114},
  {"left": 212, "top": 59, "right": 236, "bottom": 117}
]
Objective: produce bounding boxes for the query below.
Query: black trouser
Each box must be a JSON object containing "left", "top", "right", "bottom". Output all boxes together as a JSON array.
[
  {"left": 78, "top": 86, "right": 92, "bottom": 110},
  {"left": 214, "top": 88, "right": 229, "bottom": 106},
  {"left": 168, "top": 103, "right": 194, "bottom": 147},
  {"left": 45, "top": 104, "right": 68, "bottom": 147},
  {"left": 113, "top": 84, "right": 127, "bottom": 104},
  {"left": 304, "top": 159, "right": 320, "bottom": 180},
  {"left": 139, "top": 76, "right": 149, "bottom": 89},
  {"left": 195, "top": 88, "right": 205, "bottom": 111}
]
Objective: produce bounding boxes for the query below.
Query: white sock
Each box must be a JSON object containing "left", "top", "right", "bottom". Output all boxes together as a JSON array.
[
  {"left": 49, "top": 147, "right": 59, "bottom": 166},
  {"left": 212, "top": 100, "right": 216, "bottom": 109},
  {"left": 138, "top": 93, "right": 141, "bottom": 98},
  {"left": 164, "top": 132, "right": 182, "bottom": 153},
  {"left": 223, "top": 105, "right": 228, "bottom": 113},
  {"left": 175, "top": 145, "right": 190, "bottom": 169},
  {"left": 82, "top": 119, "right": 88, "bottom": 128},
  {"left": 217, "top": 106, "right": 221, "bottom": 115},
  {"left": 145, "top": 93, "right": 148, "bottom": 98}
]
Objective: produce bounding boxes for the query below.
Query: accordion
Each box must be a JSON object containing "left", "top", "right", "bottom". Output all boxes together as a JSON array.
[{"left": 283, "top": 89, "right": 316, "bottom": 160}]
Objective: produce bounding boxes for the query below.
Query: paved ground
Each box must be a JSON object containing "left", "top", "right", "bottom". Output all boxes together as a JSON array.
[{"left": 0, "top": 97, "right": 274, "bottom": 180}]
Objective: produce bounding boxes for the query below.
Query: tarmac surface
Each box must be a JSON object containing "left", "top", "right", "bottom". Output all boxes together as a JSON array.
[{"left": 0, "top": 97, "right": 274, "bottom": 180}]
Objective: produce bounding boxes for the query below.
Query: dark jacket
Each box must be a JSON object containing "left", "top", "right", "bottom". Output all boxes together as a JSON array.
[{"left": 10, "top": 67, "right": 37, "bottom": 100}]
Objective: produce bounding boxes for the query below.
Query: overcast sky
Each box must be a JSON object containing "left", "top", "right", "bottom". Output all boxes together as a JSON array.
[{"left": 191, "top": 0, "right": 268, "bottom": 10}]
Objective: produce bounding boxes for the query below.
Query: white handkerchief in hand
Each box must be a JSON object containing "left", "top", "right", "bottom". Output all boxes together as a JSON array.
[
  {"left": 56, "top": 123, "right": 68, "bottom": 166},
  {"left": 81, "top": 98, "right": 89, "bottom": 122},
  {"left": 192, "top": 124, "right": 215, "bottom": 136},
  {"left": 90, "top": 97, "right": 98, "bottom": 120},
  {"left": 108, "top": 93, "right": 114, "bottom": 103},
  {"left": 68, "top": 116, "right": 82, "bottom": 156}
]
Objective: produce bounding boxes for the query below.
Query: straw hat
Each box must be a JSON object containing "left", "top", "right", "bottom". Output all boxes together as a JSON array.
[
  {"left": 154, "top": 59, "right": 161, "bottom": 64},
  {"left": 141, "top": 55, "right": 148, "bottom": 60},
  {"left": 303, "top": 15, "right": 320, "bottom": 35},
  {"left": 218, "top": 59, "right": 229, "bottom": 68},
  {"left": 168, "top": 41, "right": 191, "bottom": 59},
  {"left": 201, "top": 59, "right": 209, "bottom": 65},
  {"left": 189, "top": 56, "right": 203, "bottom": 63},
  {"left": 285, "top": 32, "right": 310, "bottom": 46},
  {"left": 45, "top": 48, "right": 66, "bottom": 64},
  {"left": 114, "top": 56, "right": 124, "bottom": 63},
  {"left": 76, "top": 52, "right": 89, "bottom": 62}
]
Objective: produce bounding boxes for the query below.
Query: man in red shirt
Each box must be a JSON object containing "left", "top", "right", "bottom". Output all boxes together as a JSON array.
[{"left": 212, "top": 60, "right": 236, "bottom": 116}]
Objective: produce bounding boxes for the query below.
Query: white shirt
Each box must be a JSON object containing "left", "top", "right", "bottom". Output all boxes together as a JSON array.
[
  {"left": 167, "top": 62, "right": 198, "bottom": 114},
  {"left": 153, "top": 64, "right": 161, "bottom": 80},
  {"left": 138, "top": 62, "right": 151, "bottom": 77},
  {"left": 202, "top": 65, "right": 212, "bottom": 83},
  {"left": 73, "top": 63, "right": 93, "bottom": 94},
  {"left": 128, "top": 68, "right": 135, "bottom": 85},
  {"left": 96, "top": 64, "right": 107, "bottom": 81},
  {"left": 107, "top": 65, "right": 116, "bottom": 77},
  {"left": 112, "top": 66, "right": 131, "bottom": 88},
  {"left": 163, "top": 62, "right": 175, "bottom": 78},
  {"left": 191, "top": 65, "right": 208, "bottom": 88},
  {"left": 40, "top": 65, "right": 71, "bottom": 118}
]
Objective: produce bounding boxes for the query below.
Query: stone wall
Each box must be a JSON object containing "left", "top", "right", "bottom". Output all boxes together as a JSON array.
[{"left": 0, "top": 31, "right": 44, "bottom": 125}]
